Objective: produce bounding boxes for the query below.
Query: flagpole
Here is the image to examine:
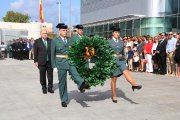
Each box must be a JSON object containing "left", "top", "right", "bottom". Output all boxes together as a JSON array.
[
  {"left": 57, "top": 0, "right": 61, "bottom": 23},
  {"left": 69, "top": 0, "right": 71, "bottom": 27}
]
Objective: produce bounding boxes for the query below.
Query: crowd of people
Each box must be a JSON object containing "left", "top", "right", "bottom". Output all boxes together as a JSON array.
[
  {"left": 122, "top": 32, "right": 180, "bottom": 76},
  {"left": 0, "top": 38, "right": 34, "bottom": 60}
]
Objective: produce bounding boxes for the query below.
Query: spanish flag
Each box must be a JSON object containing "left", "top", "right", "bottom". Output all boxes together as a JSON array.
[{"left": 39, "top": 0, "right": 44, "bottom": 23}]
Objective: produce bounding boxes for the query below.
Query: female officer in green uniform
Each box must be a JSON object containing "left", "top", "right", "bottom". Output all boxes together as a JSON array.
[
  {"left": 108, "top": 26, "right": 142, "bottom": 103},
  {"left": 51, "top": 23, "right": 89, "bottom": 107}
]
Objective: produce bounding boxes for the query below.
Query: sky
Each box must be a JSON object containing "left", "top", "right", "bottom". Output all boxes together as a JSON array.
[{"left": 0, "top": 0, "right": 81, "bottom": 30}]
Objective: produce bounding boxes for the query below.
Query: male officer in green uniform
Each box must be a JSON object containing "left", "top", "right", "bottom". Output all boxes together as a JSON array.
[
  {"left": 108, "top": 26, "right": 142, "bottom": 103},
  {"left": 71, "top": 24, "right": 90, "bottom": 67},
  {"left": 72, "top": 24, "right": 84, "bottom": 43},
  {"left": 51, "top": 23, "right": 90, "bottom": 107}
]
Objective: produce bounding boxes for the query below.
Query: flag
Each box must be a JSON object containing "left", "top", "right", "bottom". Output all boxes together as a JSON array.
[{"left": 39, "top": 0, "right": 44, "bottom": 23}]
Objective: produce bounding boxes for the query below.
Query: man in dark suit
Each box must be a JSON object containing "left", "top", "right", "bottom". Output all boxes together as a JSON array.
[
  {"left": 34, "top": 29, "right": 54, "bottom": 94},
  {"left": 156, "top": 32, "right": 168, "bottom": 75}
]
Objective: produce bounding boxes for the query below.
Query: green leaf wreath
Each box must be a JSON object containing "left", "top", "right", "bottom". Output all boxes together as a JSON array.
[{"left": 69, "top": 36, "right": 116, "bottom": 87}]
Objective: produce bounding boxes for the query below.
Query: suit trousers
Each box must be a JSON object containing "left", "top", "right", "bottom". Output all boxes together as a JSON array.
[
  {"left": 38, "top": 61, "right": 53, "bottom": 90},
  {"left": 157, "top": 54, "right": 167, "bottom": 74},
  {"left": 57, "top": 65, "right": 84, "bottom": 103}
]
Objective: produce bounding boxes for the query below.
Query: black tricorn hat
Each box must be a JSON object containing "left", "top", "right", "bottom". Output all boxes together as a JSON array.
[
  {"left": 75, "top": 24, "right": 83, "bottom": 29},
  {"left": 110, "top": 26, "right": 120, "bottom": 31},
  {"left": 56, "top": 23, "right": 65, "bottom": 28}
]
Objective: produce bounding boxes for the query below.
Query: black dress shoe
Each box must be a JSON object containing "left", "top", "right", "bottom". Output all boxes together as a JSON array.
[
  {"left": 48, "top": 89, "right": 54, "bottom": 93},
  {"left": 61, "top": 102, "right": 67, "bottom": 107},
  {"left": 160, "top": 72, "right": 166, "bottom": 75},
  {"left": 132, "top": 85, "right": 142, "bottom": 92},
  {"left": 42, "top": 89, "right": 47, "bottom": 94},
  {"left": 79, "top": 82, "right": 90, "bottom": 93}
]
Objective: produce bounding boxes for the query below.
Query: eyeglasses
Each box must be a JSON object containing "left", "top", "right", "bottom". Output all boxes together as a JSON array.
[{"left": 169, "top": 34, "right": 173, "bottom": 35}]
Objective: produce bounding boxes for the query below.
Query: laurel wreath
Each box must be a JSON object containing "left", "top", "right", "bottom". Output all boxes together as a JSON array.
[{"left": 69, "top": 36, "right": 116, "bottom": 86}]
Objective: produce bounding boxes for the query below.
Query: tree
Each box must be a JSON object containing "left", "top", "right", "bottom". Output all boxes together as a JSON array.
[{"left": 3, "top": 11, "right": 30, "bottom": 23}]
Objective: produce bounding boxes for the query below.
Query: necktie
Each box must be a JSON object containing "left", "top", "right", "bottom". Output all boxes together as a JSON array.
[
  {"left": 44, "top": 40, "right": 47, "bottom": 48},
  {"left": 43, "top": 40, "right": 48, "bottom": 61},
  {"left": 64, "top": 38, "right": 67, "bottom": 44},
  {"left": 116, "top": 40, "right": 118, "bottom": 43}
]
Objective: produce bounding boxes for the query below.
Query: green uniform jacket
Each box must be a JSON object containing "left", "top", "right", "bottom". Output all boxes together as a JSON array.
[
  {"left": 51, "top": 37, "right": 72, "bottom": 70},
  {"left": 71, "top": 34, "right": 81, "bottom": 44},
  {"left": 108, "top": 38, "right": 127, "bottom": 77}
]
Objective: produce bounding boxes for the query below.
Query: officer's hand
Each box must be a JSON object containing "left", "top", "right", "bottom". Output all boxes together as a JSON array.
[
  {"left": 35, "top": 62, "right": 38, "bottom": 67},
  {"left": 54, "top": 68, "right": 58, "bottom": 72}
]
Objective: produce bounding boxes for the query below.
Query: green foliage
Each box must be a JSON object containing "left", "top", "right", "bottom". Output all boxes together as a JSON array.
[
  {"left": 69, "top": 36, "right": 116, "bottom": 86},
  {"left": 3, "top": 11, "right": 30, "bottom": 23}
]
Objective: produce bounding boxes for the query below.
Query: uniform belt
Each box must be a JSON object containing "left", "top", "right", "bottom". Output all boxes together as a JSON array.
[{"left": 56, "top": 55, "right": 68, "bottom": 58}]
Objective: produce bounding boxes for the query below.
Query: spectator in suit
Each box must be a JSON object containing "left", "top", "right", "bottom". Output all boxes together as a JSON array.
[
  {"left": 33, "top": 29, "right": 54, "bottom": 94},
  {"left": 174, "top": 33, "right": 180, "bottom": 76},
  {"left": 18, "top": 40, "right": 24, "bottom": 60},
  {"left": 156, "top": 32, "right": 168, "bottom": 75}
]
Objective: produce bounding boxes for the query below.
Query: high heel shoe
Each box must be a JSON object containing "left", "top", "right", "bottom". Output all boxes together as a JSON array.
[
  {"left": 132, "top": 85, "right": 142, "bottom": 91},
  {"left": 111, "top": 97, "right": 118, "bottom": 103}
]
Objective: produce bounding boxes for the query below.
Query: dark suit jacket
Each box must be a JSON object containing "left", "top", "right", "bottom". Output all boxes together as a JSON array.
[
  {"left": 156, "top": 39, "right": 167, "bottom": 56},
  {"left": 175, "top": 40, "right": 180, "bottom": 63},
  {"left": 34, "top": 37, "right": 52, "bottom": 66}
]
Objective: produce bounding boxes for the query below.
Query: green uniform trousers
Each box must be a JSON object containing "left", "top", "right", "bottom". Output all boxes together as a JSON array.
[{"left": 57, "top": 65, "right": 84, "bottom": 103}]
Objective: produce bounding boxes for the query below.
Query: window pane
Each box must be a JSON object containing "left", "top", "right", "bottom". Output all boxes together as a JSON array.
[
  {"left": 113, "top": 22, "right": 119, "bottom": 27},
  {"left": 104, "top": 24, "right": 108, "bottom": 32},
  {"left": 99, "top": 25, "right": 103, "bottom": 32},
  {"left": 126, "top": 20, "right": 132, "bottom": 29},
  {"left": 133, "top": 29, "right": 140, "bottom": 36},
  {"left": 109, "top": 23, "right": 113, "bottom": 30},
  {"left": 120, "top": 22, "right": 125, "bottom": 30},
  {"left": 165, "top": 0, "right": 178, "bottom": 15},
  {"left": 126, "top": 30, "right": 132, "bottom": 36},
  {"left": 120, "top": 30, "right": 126, "bottom": 37},
  {"left": 165, "top": 15, "right": 178, "bottom": 32},
  {"left": 90, "top": 26, "right": 94, "bottom": 34},
  {"left": 134, "top": 19, "right": 140, "bottom": 29}
]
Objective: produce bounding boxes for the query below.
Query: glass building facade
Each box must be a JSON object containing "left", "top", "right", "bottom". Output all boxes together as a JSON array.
[{"left": 82, "top": 0, "right": 180, "bottom": 37}]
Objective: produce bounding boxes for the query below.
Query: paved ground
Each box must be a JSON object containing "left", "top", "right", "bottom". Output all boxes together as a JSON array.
[{"left": 0, "top": 59, "right": 180, "bottom": 120}]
